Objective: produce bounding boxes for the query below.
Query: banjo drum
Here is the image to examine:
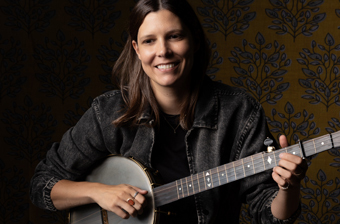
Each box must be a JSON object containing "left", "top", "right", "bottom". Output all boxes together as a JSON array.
[{"left": 69, "top": 155, "right": 158, "bottom": 224}]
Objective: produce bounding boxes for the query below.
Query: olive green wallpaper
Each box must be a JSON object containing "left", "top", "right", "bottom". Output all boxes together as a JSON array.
[{"left": 0, "top": 0, "right": 339, "bottom": 223}]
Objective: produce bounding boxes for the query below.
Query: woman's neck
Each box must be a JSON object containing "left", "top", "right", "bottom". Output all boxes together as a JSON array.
[{"left": 152, "top": 85, "right": 189, "bottom": 115}]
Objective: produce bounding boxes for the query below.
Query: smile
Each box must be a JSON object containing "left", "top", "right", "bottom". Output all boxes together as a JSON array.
[{"left": 156, "top": 63, "right": 178, "bottom": 69}]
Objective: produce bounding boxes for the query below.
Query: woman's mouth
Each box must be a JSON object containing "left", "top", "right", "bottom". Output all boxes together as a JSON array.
[{"left": 156, "top": 62, "right": 179, "bottom": 70}]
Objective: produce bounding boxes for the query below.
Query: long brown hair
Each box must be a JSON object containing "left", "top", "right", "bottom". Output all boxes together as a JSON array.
[{"left": 112, "top": 0, "right": 210, "bottom": 129}]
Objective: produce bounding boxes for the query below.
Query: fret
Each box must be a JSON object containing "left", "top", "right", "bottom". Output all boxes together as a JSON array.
[
  {"left": 192, "top": 174, "right": 199, "bottom": 195},
  {"left": 251, "top": 155, "right": 255, "bottom": 174},
  {"left": 262, "top": 153, "right": 266, "bottom": 170},
  {"left": 187, "top": 176, "right": 194, "bottom": 196},
  {"left": 302, "top": 140, "right": 314, "bottom": 157},
  {"left": 197, "top": 173, "right": 201, "bottom": 193},
  {"left": 233, "top": 162, "right": 237, "bottom": 180},
  {"left": 175, "top": 180, "right": 180, "bottom": 199},
  {"left": 198, "top": 172, "right": 206, "bottom": 192},
  {"left": 180, "top": 179, "right": 185, "bottom": 198},
  {"left": 211, "top": 167, "right": 219, "bottom": 188},
  {"left": 311, "top": 136, "right": 333, "bottom": 156},
  {"left": 221, "top": 164, "right": 228, "bottom": 184},
  {"left": 273, "top": 150, "right": 281, "bottom": 166},
  {"left": 217, "top": 166, "right": 221, "bottom": 185},
  {"left": 226, "top": 164, "right": 236, "bottom": 182},
  {"left": 235, "top": 160, "right": 245, "bottom": 179},
  {"left": 286, "top": 145, "right": 301, "bottom": 157},
  {"left": 253, "top": 153, "right": 265, "bottom": 173},
  {"left": 243, "top": 156, "right": 254, "bottom": 177},
  {"left": 183, "top": 177, "right": 189, "bottom": 197},
  {"left": 274, "top": 151, "right": 278, "bottom": 166}
]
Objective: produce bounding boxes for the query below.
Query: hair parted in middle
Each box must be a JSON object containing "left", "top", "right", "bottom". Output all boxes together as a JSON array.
[{"left": 112, "top": 0, "right": 210, "bottom": 129}]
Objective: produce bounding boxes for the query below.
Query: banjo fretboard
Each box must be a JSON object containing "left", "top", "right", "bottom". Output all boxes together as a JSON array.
[{"left": 153, "top": 131, "right": 340, "bottom": 207}]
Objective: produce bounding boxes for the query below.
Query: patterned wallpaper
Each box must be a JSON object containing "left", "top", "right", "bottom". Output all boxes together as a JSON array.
[{"left": 0, "top": 0, "right": 339, "bottom": 223}]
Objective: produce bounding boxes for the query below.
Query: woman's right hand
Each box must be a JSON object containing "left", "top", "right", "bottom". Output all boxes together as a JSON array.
[
  {"left": 90, "top": 183, "right": 148, "bottom": 219},
  {"left": 51, "top": 180, "right": 148, "bottom": 219}
]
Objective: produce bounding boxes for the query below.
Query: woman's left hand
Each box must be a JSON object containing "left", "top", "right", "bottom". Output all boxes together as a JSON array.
[{"left": 272, "top": 135, "right": 308, "bottom": 191}]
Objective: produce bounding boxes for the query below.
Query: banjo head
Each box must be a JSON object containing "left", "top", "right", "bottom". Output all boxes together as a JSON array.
[{"left": 70, "top": 155, "right": 157, "bottom": 224}]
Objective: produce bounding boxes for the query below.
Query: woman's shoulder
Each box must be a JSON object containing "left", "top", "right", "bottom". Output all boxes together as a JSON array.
[
  {"left": 91, "top": 90, "right": 125, "bottom": 114},
  {"left": 209, "top": 80, "right": 259, "bottom": 106},
  {"left": 93, "top": 90, "right": 123, "bottom": 104}
]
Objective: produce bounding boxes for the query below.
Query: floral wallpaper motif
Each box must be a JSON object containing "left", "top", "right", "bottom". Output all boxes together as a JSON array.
[
  {"left": 34, "top": 30, "right": 92, "bottom": 103},
  {"left": 198, "top": 0, "right": 257, "bottom": 40},
  {"left": 297, "top": 33, "right": 340, "bottom": 111},
  {"left": 265, "top": 0, "right": 326, "bottom": 41},
  {"left": 0, "top": 0, "right": 339, "bottom": 223},
  {"left": 1, "top": 0, "right": 56, "bottom": 35},
  {"left": 228, "top": 32, "right": 290, "bottom": 105},
  {"left": 65, "top": 0, "right": 121, "bottom": 37}
]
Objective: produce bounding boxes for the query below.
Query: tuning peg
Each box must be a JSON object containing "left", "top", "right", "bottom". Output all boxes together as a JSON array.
[{"left": 264, "top": 137, "right": 275, "bottom": 152}]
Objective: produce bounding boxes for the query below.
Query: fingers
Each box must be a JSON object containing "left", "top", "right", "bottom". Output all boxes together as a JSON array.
[
  {"left": 117, "top": 185, "right": 147, "bottom": 218},
  {"left": 272, "top": 170, "right": 289, "bottom": 189},
  {"left": 272, "top": 152, "right": 308, "bottom": 190},
  {"left": 279, "top": 153, "right": 308, "bottom": 178},
  {"left": 279, "top": 135, "right": 289, "bottom": 148},
  {"left": 94, "top": 184, "right": 147, "bottom": 219}
]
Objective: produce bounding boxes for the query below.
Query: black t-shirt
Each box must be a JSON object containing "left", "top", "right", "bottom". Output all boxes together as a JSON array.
[{"left": 151, "top": 113, "right": 198, "bottom": 224}]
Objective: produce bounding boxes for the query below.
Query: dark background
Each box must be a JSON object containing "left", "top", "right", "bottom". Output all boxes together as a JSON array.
[{"left": 0, "top": 0, "right": 340, "bottom": 223}]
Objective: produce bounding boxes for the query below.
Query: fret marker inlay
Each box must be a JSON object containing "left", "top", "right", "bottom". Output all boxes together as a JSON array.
[
  {"left": 321, "top": 142, "right": 324, "bottom": 145},
  {"left": 267, "top": 156, "right": 272, "bottom": 164}
]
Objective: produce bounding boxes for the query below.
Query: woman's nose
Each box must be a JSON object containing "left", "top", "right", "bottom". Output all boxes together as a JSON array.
[{"left": 157, "top": 41, "right": 172, "bottom": 57}]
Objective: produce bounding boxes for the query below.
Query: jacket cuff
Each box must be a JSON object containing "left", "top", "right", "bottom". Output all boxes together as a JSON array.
[
  {"left": 43, "top": 177, "right": 60, "bottom": 211},
  {"left": 265, "top": 191, "right": 301, "bottom": 224}
]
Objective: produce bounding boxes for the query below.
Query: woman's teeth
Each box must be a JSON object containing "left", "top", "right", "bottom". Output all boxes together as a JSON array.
[{"left": 157, "top": 64, "right": 175, "bottom": 69}]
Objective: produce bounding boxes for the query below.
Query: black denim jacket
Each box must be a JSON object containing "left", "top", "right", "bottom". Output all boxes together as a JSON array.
[{"left": 30, "top": 78, "right": 299, "bottom": 223}]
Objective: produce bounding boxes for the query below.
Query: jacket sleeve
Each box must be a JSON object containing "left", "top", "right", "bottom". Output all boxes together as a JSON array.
[
  {"left": 236, "top": 102, "right": 300, "bottom": 224},
  {"left": 29, "top": 99, "right": 113, "bottom": 211}
]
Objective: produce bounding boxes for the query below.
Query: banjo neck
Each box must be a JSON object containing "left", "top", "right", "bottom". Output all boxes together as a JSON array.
[{"left": 153, "top": 131, "right": 340, "bottom": 207}]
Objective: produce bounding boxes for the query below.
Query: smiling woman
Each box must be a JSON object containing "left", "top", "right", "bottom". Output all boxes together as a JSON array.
[
  {"left": 132, "top": 9, "right": 195, "bottom": 115},
  {"left": 112, "top": 0, "right": 210, "bottom": 129},
  {"left": 30, "top": 0, "right": 307, "bottom": 223}
]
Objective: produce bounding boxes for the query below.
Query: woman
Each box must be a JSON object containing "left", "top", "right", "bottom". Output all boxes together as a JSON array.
[{"left": 30, "top": 0, "right": 307, "bottom": 223}]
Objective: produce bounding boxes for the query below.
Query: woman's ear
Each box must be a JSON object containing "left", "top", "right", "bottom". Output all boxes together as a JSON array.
[{"left": 132, "top": 40, "right": 141, "bottom": 60}]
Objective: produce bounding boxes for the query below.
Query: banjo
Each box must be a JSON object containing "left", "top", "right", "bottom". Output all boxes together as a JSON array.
[{"left": 69, "top": 131, "right": 340, "bottom": 224}]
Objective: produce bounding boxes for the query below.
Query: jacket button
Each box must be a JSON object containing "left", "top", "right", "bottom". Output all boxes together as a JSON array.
[{"left": 203, "top": 209, "right": 209, "bottom": 215}]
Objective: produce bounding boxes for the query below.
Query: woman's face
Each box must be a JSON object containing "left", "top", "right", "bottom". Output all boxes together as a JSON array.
[{"left": 132, "top": 9, "right": 195, "bottom": 93}]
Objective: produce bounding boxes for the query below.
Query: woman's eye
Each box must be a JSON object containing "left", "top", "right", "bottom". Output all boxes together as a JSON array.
[
  {"left": 143, "top": 39, "right": 154, "bottom": 44},
  {"left": 170, "top": 34, "right": 180, "bottom": 39}
]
